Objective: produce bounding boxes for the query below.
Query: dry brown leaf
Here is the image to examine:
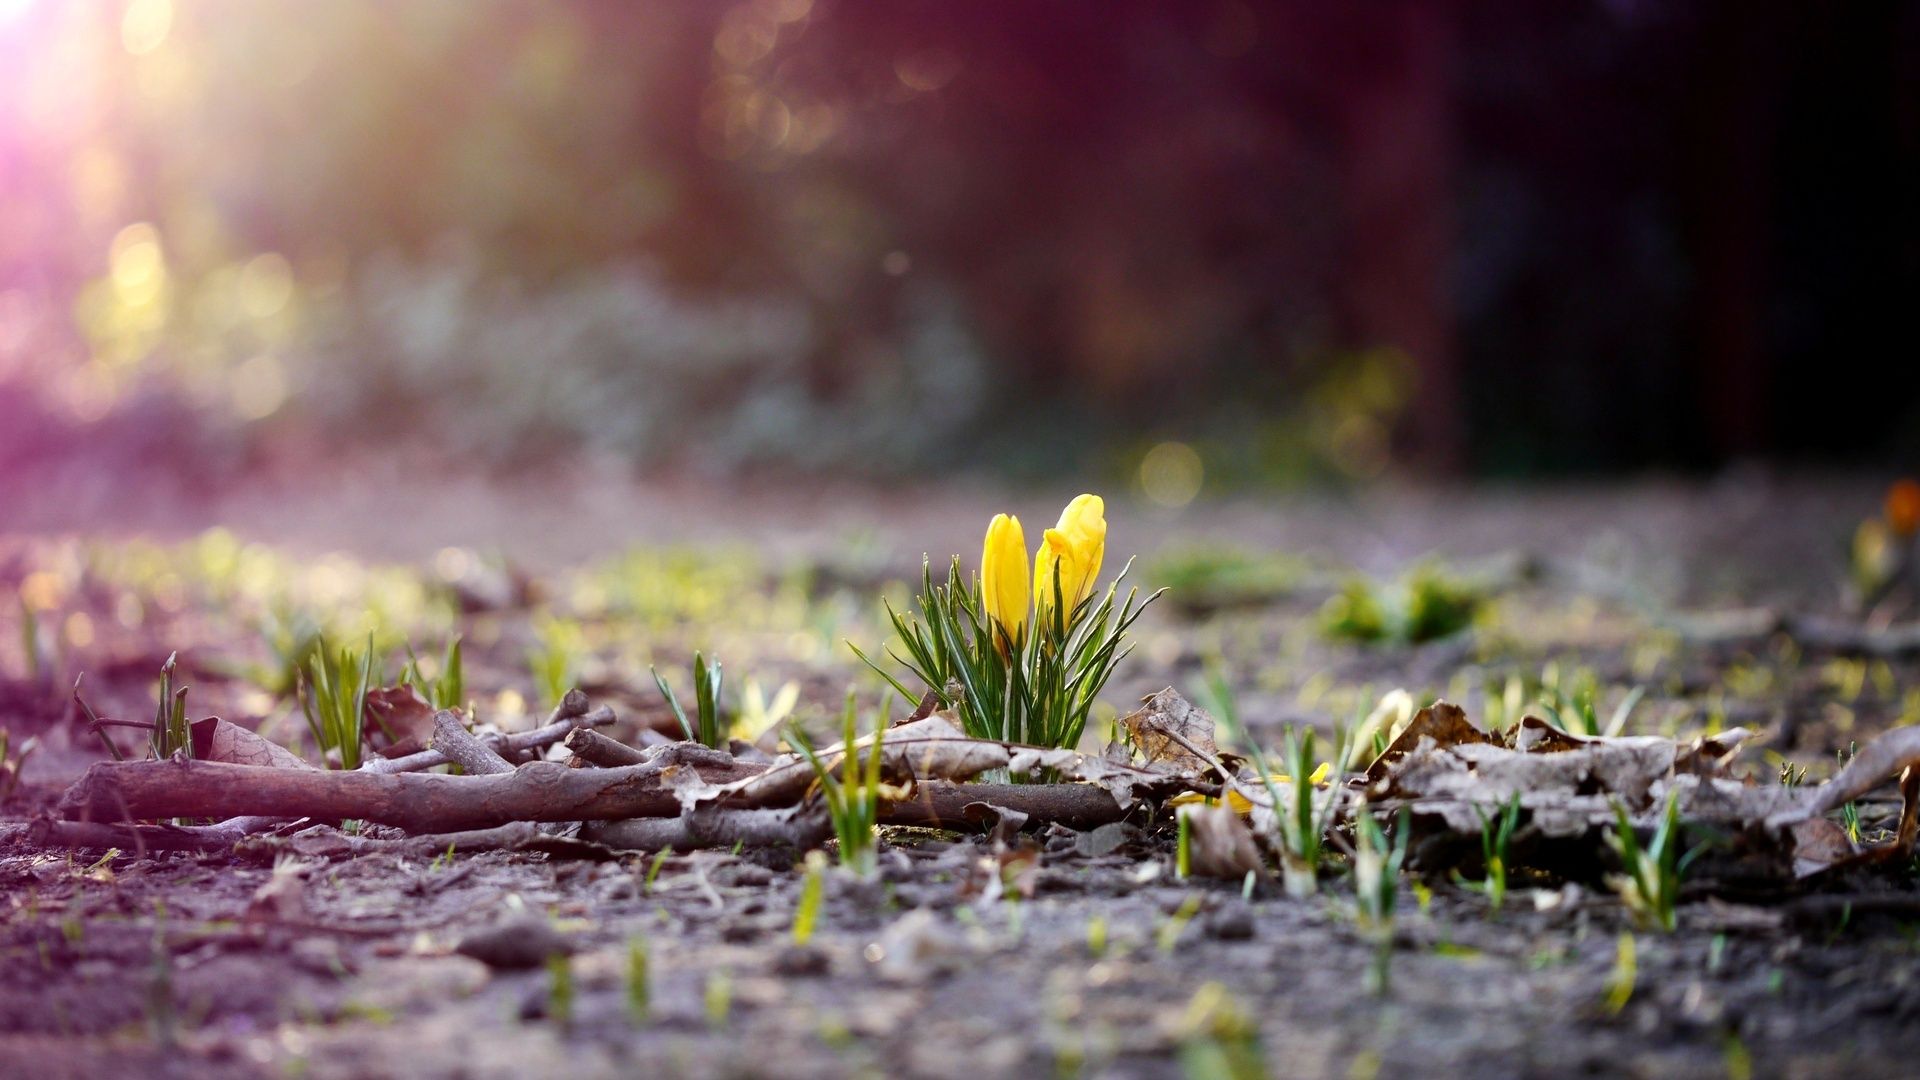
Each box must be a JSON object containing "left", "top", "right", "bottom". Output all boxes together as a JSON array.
[
  {"left": 1120, "top": 687, "right": 1219, "bottom": 774},
  {"left": 1180, "top": 803, "right": 1264, "bottom": 880},
  {"left": 189, "top": 718, "right": 315, "bottom": 770},
  {"left": 364, "top": 685, "right": 439, "bottom": 757}
]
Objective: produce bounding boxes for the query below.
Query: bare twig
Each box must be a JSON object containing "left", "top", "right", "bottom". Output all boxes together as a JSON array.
[
  {"left": 581, "top": 804, "right": 831, "bottom": 853},
  {"left": 565, "top": 728, "right": 646, "bottom": 767},
  {"left": 0, "top": 818, "right": 255, "bottom": 854},
  {"left": 881, "top": 781, "right": 1131, "bottom": 831},
  {"left": 430, "top": 710, "right": 514, "bottom": 775},
  {"left": 60, "top": 759, "right": 695, "bottom": 831},
  {"left": 234, "top": 821, "right": 624, "bottom": 862},
  {"left": 360, "top": 704, "right": 614, "bottom": 775}
]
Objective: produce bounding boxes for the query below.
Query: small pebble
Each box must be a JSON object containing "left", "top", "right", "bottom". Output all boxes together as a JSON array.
[
  {"left": 1204, "top": 905, "right": 1256, "bottom": 940},
  {"left": 772, "top": 944, "right": 831, "bottom": 977},
  {"left": 455, "top": 918, "right": 573, "bottom": 970}
]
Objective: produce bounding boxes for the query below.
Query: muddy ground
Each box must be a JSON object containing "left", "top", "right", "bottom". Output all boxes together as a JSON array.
[{"left": 2, "top": 467, "right": 1918, "bottom": 1078}]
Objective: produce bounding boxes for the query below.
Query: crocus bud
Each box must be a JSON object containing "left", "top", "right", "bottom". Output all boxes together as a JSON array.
[
  {"left": 981, "top": 513, "right": 1029, "bottom": 653},
  {"left": 1034, "top": 493, "right": 1107, "bottom": 628}
]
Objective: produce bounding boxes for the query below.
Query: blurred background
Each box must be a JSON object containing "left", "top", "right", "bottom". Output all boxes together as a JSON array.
[{"left": 0, "top": 0, "right": 1914, "bottom": 504}]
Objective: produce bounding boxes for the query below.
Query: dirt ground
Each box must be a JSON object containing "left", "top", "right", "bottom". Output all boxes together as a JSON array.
[{"left": 3, "top": 464, "right": 1918, "bottom": 1078}]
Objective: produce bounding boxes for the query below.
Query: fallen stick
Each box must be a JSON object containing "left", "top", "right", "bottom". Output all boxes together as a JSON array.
[
  {"left": 361, "top": 704, "right": 614, "bottom": 775},
  {"left": 882, "top": 781, "right": 1132, "bottom": 831},
  {"left": 566, "top": 728, "right": 647, "bottom": 767},
  {"left": 60, "top": 759, "right": 698, "bottom": 831},
  {"left": 581, "top": 805, "right": 831, "bottom": 852},
  {"left": 0, "top": 818, "right": 258, "bottom": 855},
  {"left": 235, "top": 821, "right": 624, "bottom": 862},
  {"left": 431, "top": 710, "right": 514, "bottom": 775}
]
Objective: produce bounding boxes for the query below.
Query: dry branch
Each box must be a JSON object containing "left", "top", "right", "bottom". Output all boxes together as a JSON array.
[
  {"left": 60, "top": 759, "right": 694, "bottom": 831},
  {"left": 881, "top": 781, "right": 1130, "bottom": 831},
  {"left": 565, "top": 728, "right": 647, "bottom": 767},
  {"left": 361, "top": 703, "right": 614, "bottom": 775},
  {"left": 430, "top": 709, "right": 514, "bottom": 775},
  {"left": 235, "top": 821, "right": 624, "bottom": 862},
  {"left": 0, "top": 818, "right": 258, "bottom": 855}
]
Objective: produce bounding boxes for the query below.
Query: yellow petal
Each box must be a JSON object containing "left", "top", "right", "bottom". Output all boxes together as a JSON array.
[
  {"left": 1033, "top": 494, "right": 1107, "bottom": 626},
  {"left": 980, "top": 513, "right": 1028, "bottom": 652}
]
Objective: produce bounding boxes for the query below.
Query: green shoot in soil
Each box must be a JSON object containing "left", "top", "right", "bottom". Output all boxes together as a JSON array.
[
  {"left": 1608, "top": 790, "right": 1698, "bottom": 932},
  {"left": 1176, "top": 808, "right": 1193, "bottom": 879},
  {"left": 1604, "top": 932, "right": 1637, "bottom": 1014},
  {"left": 300, "top": 635, "right": 375, "bottom": 769},
  {"left": 653, "top": 651, "right": 725, "bottom": 749},
  {"left": 1353, "top": 805, "right": 1409, "bottom": 995},
  {"left": 402, "top": 636, "right": 464, "bottom": 713},
  {"left": 1456, "top": 794, "right": 1521, "bottom": 914},
  {"left": 793, "top": 850, "right": 826, "bottom": 945},
  {"left": 148, "top": 653, "right": 192, "bottom": 762},
  {"left": 626, "top": 937, "right": 650, "bottom": 1022},
  {"left": 791, "top": 692, "right": 885, "bottom": 878},
  {"left": 545, "top": 953, "right": 573, "bottom": 1028},
  {"left": 1208, "top": 668, "right": 1349, "bottom": 897},
  {"left": 0, "top": 728, "right": 40, "bottom": 804}
]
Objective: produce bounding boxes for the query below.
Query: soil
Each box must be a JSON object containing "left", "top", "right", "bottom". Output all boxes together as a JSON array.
[{"left": 3, "top": 464, "right": 1918, "bottom": 1078}]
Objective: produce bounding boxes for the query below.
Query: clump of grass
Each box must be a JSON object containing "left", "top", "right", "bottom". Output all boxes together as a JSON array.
[
  {"left": 1607, "top": 791, "right": 1699, "bottom": 932},
  {"left": 854, "top": 556, "right": 1158, "bottom": 751},
  {"left": 149, "top": 652, "right": 191, "bottom": 761},
  {"left": 300, "top": 635, "right": 376, "bottom": 770},
  {"left": 653, "top": 651, "right": 725, "bottom": 749},
  {"left": 1456, "top": 794, "right": 1521, "bottom": 914},
  {"left": 1319, "top": 562, "right": 1483, "bottom": 645},
  {"left": 401, "top": 636, "right": 464, "bottom": 713},
  {"left": 791, "top": 692, "right": 886, "bottom": 878}
]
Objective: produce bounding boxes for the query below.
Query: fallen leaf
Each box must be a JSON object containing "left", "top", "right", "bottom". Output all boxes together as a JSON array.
[
  {"left": 364, "top": 685, "right": 440, "bottom": 756},
  {"left": 1180, "top": 803, "right": 1263, "bottom": 880},
  {"left": 1120, "top": 687, "right": 1219, "bottom": 774},
  {"left": 190, "top": 718, "right": 314, "bottom": 769}
]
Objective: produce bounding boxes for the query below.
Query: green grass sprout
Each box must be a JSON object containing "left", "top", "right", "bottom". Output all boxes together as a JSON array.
[
  {"left": 300, "top": 635, "right": 376, "bottom": 769},
  {"left": 653, "top": 651, "right": 725, "bottom": 749},
  {"left": 791, "top": 691, "right": 887, "bottom": 878}
]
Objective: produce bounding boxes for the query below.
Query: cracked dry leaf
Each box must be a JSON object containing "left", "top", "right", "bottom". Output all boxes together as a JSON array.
[
  {"left": 1180, "top": 803, "right": 1264, "bottom": 880},
  {"left": 364, "top": 685, "right": 441, "bottom": 757},
  {"left": 190, "top": 717, "right": 315, "bottom": 769},
  {"left": 1120, "top": 687, "right": 1219, "bottom": 774}
]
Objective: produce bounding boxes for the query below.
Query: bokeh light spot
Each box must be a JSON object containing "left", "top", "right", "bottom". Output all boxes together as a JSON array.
[
  {"left": 238, "top": 252, "right": 294, "bottom": 319},
  {"left": 1140, "top": 441, "right": 1204, "bottom": 507},
  {"left": 109, "top": 222, "right": 167, "bottom": 304},
  {"left": 121, "top": 0, "right": 172, "bottom": 56},
  {"left": 230, "top": 354, "right": 289, "bottom": 420}
]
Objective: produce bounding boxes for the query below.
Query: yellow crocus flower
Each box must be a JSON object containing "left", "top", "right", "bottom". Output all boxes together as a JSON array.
[
  {"left": 980, "top": 513, "right": 1029, "bottom": 653},
  {"left": 1034, "top": 493, "right": 1107, "bottom": 627}
]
